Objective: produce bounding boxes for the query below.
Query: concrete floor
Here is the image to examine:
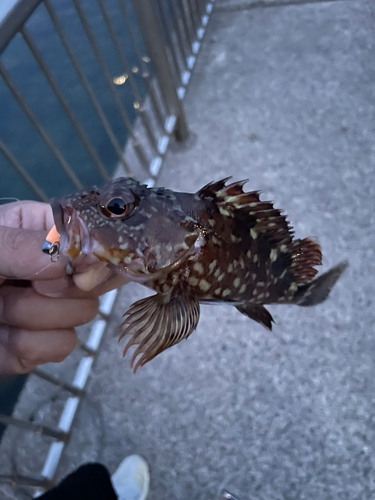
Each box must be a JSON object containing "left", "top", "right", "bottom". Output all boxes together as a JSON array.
[{"left": 1, "top": 0, "right": 375, "bottom": 498}]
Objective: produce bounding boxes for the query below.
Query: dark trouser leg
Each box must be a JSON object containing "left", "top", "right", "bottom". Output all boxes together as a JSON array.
[{"left": 38, "top": 463, "right": 117, "bottom": 500}]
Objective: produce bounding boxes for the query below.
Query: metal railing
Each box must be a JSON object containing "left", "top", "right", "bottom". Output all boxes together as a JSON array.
[{"left": 0, "top": 0, "right": 215, "bottom": 495}]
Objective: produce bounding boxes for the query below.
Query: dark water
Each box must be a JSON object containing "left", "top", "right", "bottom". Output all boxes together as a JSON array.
[{"left": 0, "top": 0, "right": 149, "bottom": 201}]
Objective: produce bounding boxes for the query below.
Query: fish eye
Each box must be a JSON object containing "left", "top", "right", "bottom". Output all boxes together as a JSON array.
[{"left": 101, "top": 197, "right": 130, "bottom": 218}]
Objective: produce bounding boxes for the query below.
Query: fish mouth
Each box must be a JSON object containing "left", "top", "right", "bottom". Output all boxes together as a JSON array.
[{"left": 50, "top": 198, "right": 91, "bottom": 262}]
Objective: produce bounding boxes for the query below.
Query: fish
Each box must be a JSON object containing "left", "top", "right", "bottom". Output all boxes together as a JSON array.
[{"left": 43, "top": 177, "right": 348, "bottom": 372}]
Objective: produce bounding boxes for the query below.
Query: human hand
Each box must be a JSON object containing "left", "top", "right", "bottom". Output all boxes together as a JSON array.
[{"left": 0, "top": 201, "right": 124, "bottom": 376}]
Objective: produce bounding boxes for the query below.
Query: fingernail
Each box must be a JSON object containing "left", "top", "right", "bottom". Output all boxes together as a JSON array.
[{"left": 34, "top": 277, "right": 71, "bottom": 297}]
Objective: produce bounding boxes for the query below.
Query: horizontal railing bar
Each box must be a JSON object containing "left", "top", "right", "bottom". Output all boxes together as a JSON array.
[
  {"left": 32, "top": 368, "right": 84, "bottom": 396},
  {"left": 0, "top": 473, "right": 49, "bottom": 488},
  {"left": 116, "top": 0, "right": 166, "bottom": 132},
  {"left": 96, "top": 0, "right": 160, "bottom": 156},
  {"left": 43, "top": 0, "right": 133, "bottom": 177},
  {"left": 0, "top": 138, "right": 49, "bottom": 201},
  {"left": 71, "top": 0, "right": 150, "bottom": 173},
  {"left": 0, "top": 0, "right": 42, "bottom": 54},
  {"left": 0, "top": 414, "right": 68, "bottom": 441},
  {"left": 0, "top": 62, "right": 83, "bottom": 190},
  {"left": 21, "top": 26, "right": 111, "bottom": 182}
]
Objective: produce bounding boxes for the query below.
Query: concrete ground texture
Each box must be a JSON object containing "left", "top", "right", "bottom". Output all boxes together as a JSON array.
[{"left": 1, "top": 0, "right": 375, "bottom": 499}]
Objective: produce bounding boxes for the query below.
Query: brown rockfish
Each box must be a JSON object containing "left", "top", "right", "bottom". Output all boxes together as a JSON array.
[{"left": 43, "top": 177, "right": 347, "bottom": 372}]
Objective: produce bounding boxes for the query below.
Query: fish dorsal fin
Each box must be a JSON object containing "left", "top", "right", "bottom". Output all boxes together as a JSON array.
[
  {"left": 199, "top": 178, "right": 292, "bottom": 245},
  {"left": 197, "top": 177, "right": 233, "bottom": 198},
  {"left": 199, "top": 179, "right": 322, "bottom": 284},
  {"left": 118, "top": 285, "right": 200, "bottom": 372}
]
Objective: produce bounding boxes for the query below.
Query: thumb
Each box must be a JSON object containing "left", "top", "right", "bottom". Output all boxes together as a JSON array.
[{"left": 0, "top": 226, "right": 67, "bottom": 281}]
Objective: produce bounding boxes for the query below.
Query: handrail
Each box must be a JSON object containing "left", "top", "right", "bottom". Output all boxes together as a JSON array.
[{"left": 0, "top": 0, "right": 43, "bottom": 53}]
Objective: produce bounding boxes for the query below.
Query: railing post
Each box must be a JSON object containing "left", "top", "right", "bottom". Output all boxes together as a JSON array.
[{"left": 130, "top": 0, "right": 189, "bottom": 141}]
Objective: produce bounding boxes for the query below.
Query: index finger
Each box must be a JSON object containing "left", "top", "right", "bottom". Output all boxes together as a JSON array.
[
  {"left": 0, "top": 201, "right": 54, "bottom": 231},
  {"left": 0, "top": 225, "right": 67, "bottom": 281}
]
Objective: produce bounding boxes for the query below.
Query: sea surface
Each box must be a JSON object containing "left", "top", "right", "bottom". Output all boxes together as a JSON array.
[{"left": 0, "top": 0, "right": 149, "bottom": 201}]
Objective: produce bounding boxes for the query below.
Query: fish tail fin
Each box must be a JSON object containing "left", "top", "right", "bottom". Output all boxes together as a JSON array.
[{"left": 293, "top": 261, "right": 348, "bottom": 306}]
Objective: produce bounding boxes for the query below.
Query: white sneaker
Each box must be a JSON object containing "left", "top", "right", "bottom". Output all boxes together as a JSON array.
[{"left": 111, "top": 455, "right": 150, "bottom": 500}]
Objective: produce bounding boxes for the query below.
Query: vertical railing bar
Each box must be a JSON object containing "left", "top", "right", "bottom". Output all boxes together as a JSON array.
[
  {"left": 131, "top": 0, "right": 189, "bottom": 140},
  {"left": 0, "top": 63, "right": 83, "bottom": 190},
  {"left": 71, "top": 0, "right": 150, "bottom": 173},
  {"left": 188, "top": 0, "right": 201, "bottom": 33},
  {"left": 154, "top": 0, "right": 184, "bottom": 87},
  {"left": 184, "top": 0, "right": 199, "bottom": 44},
  {"left": 165, "top": 0, "right": 189, "bottom": 65},
  {"left": 96, "top": 0, "right": 160, "bottom": 155},
  {"left": 0, "top": 139, "right": 49, "bottom": 202},
  {"left": 116, "top": 0, "right": 166, "bottom": 133},
  {"left": 20, "top": 27, "right": 111, "bottom": 182},
  {"left": 194, "top": 0, "right": 204, "bottom": 18},
  {"left": 176, "top": 0, "right": 194, "bottom": 51},
  {"left": 43, "top": 0, "right": 133, "bottom": 177}
]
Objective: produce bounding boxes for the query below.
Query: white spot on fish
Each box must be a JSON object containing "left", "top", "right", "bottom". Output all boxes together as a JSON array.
[
  {"left": 218, "top": 273, "right": 225, "bottom": 282},
  {"left": 247, "top": 250, "right": 251, "bottom": 258},
  {"left": 208, "top": 219, "right": 216, "bottom": 227},
  {"left": 228, "top": 263, "right": 233, "bottom": 273},
  {"left": 188, "top": 276, "right": 199, "bottom": 287},
  {"left": 214, "top": 288, "right": 222, "bottom": 295},
  {"left": 219, "top": 207, "right": 230, "bottom": 216},
  {"left": 289, "top": 282, "right": 298, "bottom": 292},
  {"left": 250, "top": 229, "right": 258, "bottom": 239},
  {"left": 280, "top": 245, "right": 288, "bottom": 253},
  {"left": 222, "top": 289, "right": 231, "bottom": 297},
  {"left": 194, "top": 262, "right": 204, "bottom": 275},
  {"left": 233, "top": 277, "right": 240, "bottom": 288},
  {"left": 270, "top": 249, "right": 278, "bottom": 262},
  {"left": 199, "top": 279, "right": 211, "bottom": 292},
  {"left": 214, "top": 268, "right": 221, "bottom": 278},
  {"left": 208, "top": 260, "right": 217, "bottom": 274},
  {"left": 239, "top": 284, "right": 247, "bottom": 293},
  {"left": 253, "top": 255, "right": 258, "bottom": 263}
]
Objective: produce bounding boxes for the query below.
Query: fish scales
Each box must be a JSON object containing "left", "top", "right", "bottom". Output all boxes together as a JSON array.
[{"left": 43, "top": 177, "right": 347, "bottom": 372}]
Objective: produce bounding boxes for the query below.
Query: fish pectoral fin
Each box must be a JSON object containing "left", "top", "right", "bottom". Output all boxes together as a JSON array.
[
  {"left": 236, "top": 304, "right": 274, "bottom": 331},
  {"left": 118, "top": 286, "right": 200, "bottom": 373}
]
